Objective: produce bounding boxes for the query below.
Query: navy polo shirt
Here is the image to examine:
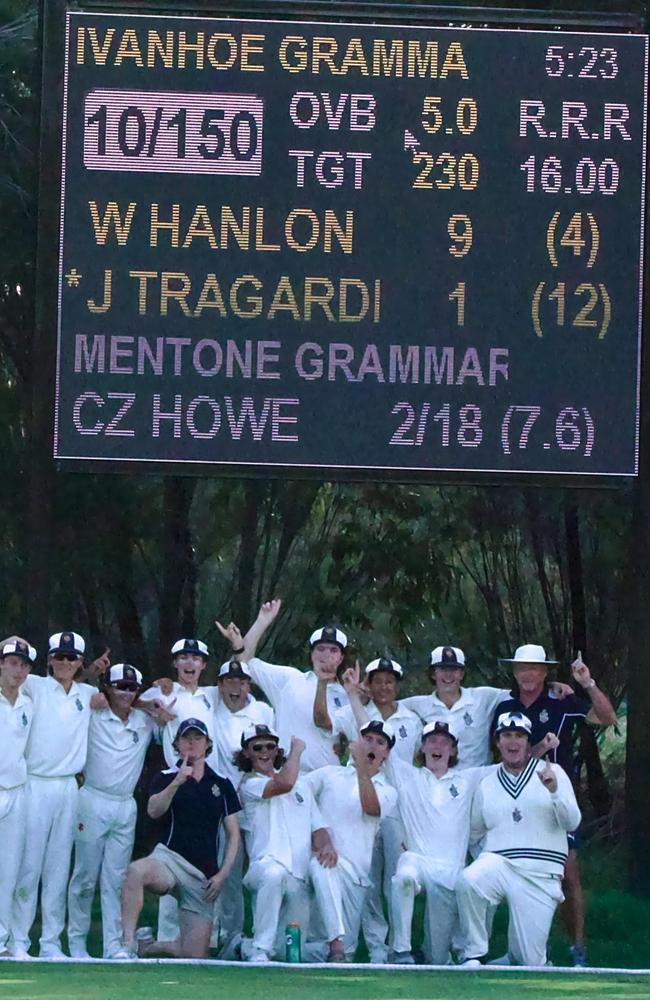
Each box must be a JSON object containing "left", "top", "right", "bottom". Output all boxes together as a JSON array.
[
  {"left": 149, "top": 763, "right": 241, "bottom": 877},
  {"left": 492, "top": 686, "right": 591, "bottom": 778}
]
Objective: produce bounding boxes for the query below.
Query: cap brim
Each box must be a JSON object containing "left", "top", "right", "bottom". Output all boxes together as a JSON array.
[{"left": 499, "top": 658, "right": 557, "bottom": 665}]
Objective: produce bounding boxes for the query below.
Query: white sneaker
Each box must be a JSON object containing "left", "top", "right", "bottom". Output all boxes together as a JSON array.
[
  {"left": 39, "top": 946, "right": 67, "bottom": 959},
  {"left": 247, "top": 947, "right": 270, "bottom": 963},
  {"left": 69, "top": 949, "right": 91, "bottom": 960},
  {"left": 112, "top": 947, "right": 137, "bottom": 960},
  {"left": 9, "top": 949, "right": 32, "bottom": 961},
  {"left": 461, "top": 958, "right": 483, "bottom": 968}
]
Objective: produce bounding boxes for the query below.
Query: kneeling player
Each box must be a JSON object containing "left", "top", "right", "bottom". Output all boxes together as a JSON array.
[
  {"left": 236, "top": 724, "right": 335, "bottom": 962},
  {"left": 117, "top": 718, "right": 240, "bottom": 959}
]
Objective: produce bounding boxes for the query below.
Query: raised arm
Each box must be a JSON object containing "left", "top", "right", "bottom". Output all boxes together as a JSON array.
[
  {"left": 241, "top": 599, "right": 282, "bottom": 661},
  {"left": 262, "top": 737, "right": 306, "bottom": 798},
  {"left": 147, "top": 758, "right": 192, "bottom": 819},
  {"left": 349, "top": 741, "right": 381, "bottom": 817},
  {"left": 313, "top": 675, "right": 333, "bottom": 731},
  {"left": 572, "top": 652, "right": 617, "bottom": 727}
]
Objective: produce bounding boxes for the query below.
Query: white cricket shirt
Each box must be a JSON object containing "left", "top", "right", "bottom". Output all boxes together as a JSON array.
[
  {"left": 83, "top": 707, "right": 155, "bottom": 797},
  {"left": 305, "top": 764, "right": 397, "bottom": 886},
  {"left": 0, "top": 688, "right": 33, "bottom": 789},
  {"left": 247, "top": 659, "right": 348, "bottom": 772},
  {"left": 332, "top": 701, "right": 422, "bottom": 764},
  {"left": 23, "top": 675, "right": 95, "bottom": 777},
  {"left": 240, "top": 772, "right": 324, "bottom": 880},
  {"left": 207, "top": 693, "right": 274, "bottom": 787},
  {"left": 401, "top": 686, "right": 510, "bottom": 767},
  {"left": 384, "top": 757, "right": 495, "bottom": 888}
]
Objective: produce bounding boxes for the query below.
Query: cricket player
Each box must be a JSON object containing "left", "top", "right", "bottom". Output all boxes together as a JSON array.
[
  {"left": 457, "top": 711, "right": 581, "bottom": 967},
  {"left": 305, "top": 720, "right": 398, "bottom": 962},
  {"left": 118, "top": 718, "right": 241, "bottom": 959},
  {"left": 401, "top": 645, "right": 572, "bottom": 768},
  {"left": 0, "top": 640, "right": 35, "bottom": 958},
  {"left": 495, "top": 643, "right": 616, "bottom": 966},
  {"left": 219, "top": 600, "right": 349, "bottom": 772},
  {"left": 12, "top": 631, "right": 96, "bottom": 959},
  {"left": 314, "top": 657, "right": 421, "bottom": 963},
  {"left": 236, "top": 724, "right": 334, "bottom": 962},
  {"left": 207, "top": 659, "right": 274, "bottom": 957},
  {"left": 67, "top": 664, "right": 155, "bottom": 959}
]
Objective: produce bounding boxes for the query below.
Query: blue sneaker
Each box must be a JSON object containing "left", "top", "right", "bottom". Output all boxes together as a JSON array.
[{"left": 569, "top": 944, "right": 587, "bottom": 967}]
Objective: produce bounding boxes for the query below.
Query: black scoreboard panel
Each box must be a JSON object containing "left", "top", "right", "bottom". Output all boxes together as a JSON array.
[{"left": 54, "top": 10, "right": 648, "bottom": 477}]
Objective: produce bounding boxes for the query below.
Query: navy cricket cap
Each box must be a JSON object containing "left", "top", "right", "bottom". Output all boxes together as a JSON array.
[
  {"left": 422, "top": 721, "right": 458, "bottom": 745},
  {"left": 1, "top": 639, "right": 36, "bottom": 663},
  {"left": 309, "top": 626, "right": 347, "bottom": 650},
  {"left": 430, "top": 645, "right": 465, "bottom": 667},
  {"left": 171, "top": 638, "right": 209, "bottom": 658},
  {"left": 49, "top": 631, "right": 85, "bottom": 656},
  {"left": 176, "top": 717, "right": 210, "bottom": 740},
  {"left": 360, "top": 719, "right": 396, "bottom": 749}
]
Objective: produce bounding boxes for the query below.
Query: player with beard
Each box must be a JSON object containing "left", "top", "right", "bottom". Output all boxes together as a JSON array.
[
  {"left": 304, "top": 721, "right": 398, "bottom": 962},
  {"left": 117, "top": 718, "right": 240, "bottom": 960},
  {"left": 457, "top": 712, "right": 581, "bottom": 967},
  {"left": 314, "top": 657, "right": 421, "bottom": 963}
]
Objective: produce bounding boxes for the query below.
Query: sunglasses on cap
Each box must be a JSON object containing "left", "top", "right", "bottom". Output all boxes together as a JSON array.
[
  {"left": 110, "top": 681, "right": 139, "bottom": 692},
  {"left": 53, "top": 652, "right": 81, "bottom": 662},
  {"left": 250, "top": 742, "right": 278, "bottom": 753}
]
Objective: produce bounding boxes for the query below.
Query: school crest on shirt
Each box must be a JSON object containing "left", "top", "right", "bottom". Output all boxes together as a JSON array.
[
  {"left": 539, "top": 709, "right": 550, "bottom": 724},
  {"left": 211, "top": 784, "right": 222, "bottom": 799},
  {"left": 132, "top": 732, "right": 139, "bottom": 744},
  {"left": 294, "top": 791, "right": 304, "bottom": 804},
  {"left": 21, "top": 712, "right": 28, "bottom": 727},
  {"left": 75, "top": 697, "right": 83, "bottom": 711},
  {"left": 399, "top": 725, "right": 407, "bottom": 739},
  {"left": 333, "top": 696, "right": 341, "bottom": 708},
  {"left": 78, "top": 822, "right": 84, "bottom": 832},
  {"left": 449, "top": 784, "right": 459, "bottom": 798},
  {"left": 202, "top": 695, "right": 211, "bottom": 710},
  {"left": 463, "top": 711, "right": 473, "bottom": 727},
  {"left": 512, "top": 808, "right": 523, "bottom": 823}
]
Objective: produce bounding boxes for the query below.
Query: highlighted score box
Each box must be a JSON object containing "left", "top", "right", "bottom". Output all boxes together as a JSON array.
[{"left": 83, "top": 88, "right": 264, "bottom": 175}]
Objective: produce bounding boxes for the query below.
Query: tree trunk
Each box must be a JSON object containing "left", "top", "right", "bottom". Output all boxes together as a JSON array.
[{"left": 154, "top": 477, "right": 196, "bottom": 675}]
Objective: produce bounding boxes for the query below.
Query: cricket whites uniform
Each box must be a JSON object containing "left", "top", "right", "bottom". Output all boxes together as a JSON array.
[
  {"left": 0, "top": 688, "right": 33, "bottom": 953},
  {"left": 67, "top": 707, "right": 155, "bottom": 957},
  {"left": 240, "top": 772, "right": 324, "bottom": 959},
  {"left": 401, "top": 687, "right": 510, "bottom": 768},
  {"left": 207, "top": 692, "right": 274, "bottom": 955},
  {"left": 247, "top": 659, "right": 348, "bottom": 772},
  {"left": 386, "top": 758, "right": 493, "bottom": 963},
  {"left": 457, "top": 757, "right": 581, "bottom": 965},
  {"left": 12, "top": 675, "right": 94, "bottom": 957},
  {"left": 331, "top": 701, "right": 422, "bottom": 962},
  {"left": 305, "top": 764, "right": 397, "bottom": 957}
]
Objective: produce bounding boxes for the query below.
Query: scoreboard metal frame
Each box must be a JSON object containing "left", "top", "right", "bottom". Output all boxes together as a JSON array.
[{"left": 36, "top": 0, "right": 650, "bottom": 486}]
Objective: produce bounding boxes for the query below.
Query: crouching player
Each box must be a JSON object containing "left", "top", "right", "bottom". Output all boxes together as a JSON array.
[
  {"left": 457, "top": 712, "right": 581, "bottom": 967},
  {"left": 306, "top": 721, "right": 398, "bottom": 962},
  {"left": 117, "top": 718, "right": 241, "bottom": 959},
  {"left": 236, "top": 724, "right": 336, "bottom": 962}
]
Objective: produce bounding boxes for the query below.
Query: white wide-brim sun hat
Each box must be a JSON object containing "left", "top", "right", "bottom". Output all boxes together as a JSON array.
[{"left": 499, "top": 643, "right": 558, "bottom": 665}]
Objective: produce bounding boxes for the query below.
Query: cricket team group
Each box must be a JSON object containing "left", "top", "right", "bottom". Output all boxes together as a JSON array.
[{"left": 0, "top": 597, "right": 617, "bottom": 967}]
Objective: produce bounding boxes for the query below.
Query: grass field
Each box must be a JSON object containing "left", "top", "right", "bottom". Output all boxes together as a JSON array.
[{"left": 1, "top": 965, "right": 650, "bottom": 1000}]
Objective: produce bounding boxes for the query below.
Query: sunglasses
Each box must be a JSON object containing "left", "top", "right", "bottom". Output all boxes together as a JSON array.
[
  {"left": 250, "top": 742, "right": 277, "bottom": 753},
  {"left": 111, "top": 682, "right": 139, "bottom": 692},
  {"left": 53, "top": 653, "right": 80, "bottom": 662}
]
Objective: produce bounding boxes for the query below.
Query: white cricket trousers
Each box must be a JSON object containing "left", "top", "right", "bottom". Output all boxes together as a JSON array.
[
  {"left": 0, "top": 785, "right": 26, "bottom": 952},
  {"left": 390, "top": 852, "right": 457, "bottom": 963},
  {"left": 309, "top": 857, "right": 367, "bottom": 957},
  {"left": 457, "top": 853, "right": 564, "bottom": 966},
  {"left": 12, "top": 775, "right": 78, "bottom": 955},
  {"left": 244, "top": 859, "right": 311, "bottom": 958},
  {"left": 67, "top": 786, "right": 137, "bottom": 957},
  {"left": 362, "top": 815, "right": 405, "bottom": 962}
]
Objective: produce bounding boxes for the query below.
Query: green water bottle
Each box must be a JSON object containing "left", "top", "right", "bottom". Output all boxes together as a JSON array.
[{"left": 285, "top": 922, "right": 301, "bottom": 963}]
